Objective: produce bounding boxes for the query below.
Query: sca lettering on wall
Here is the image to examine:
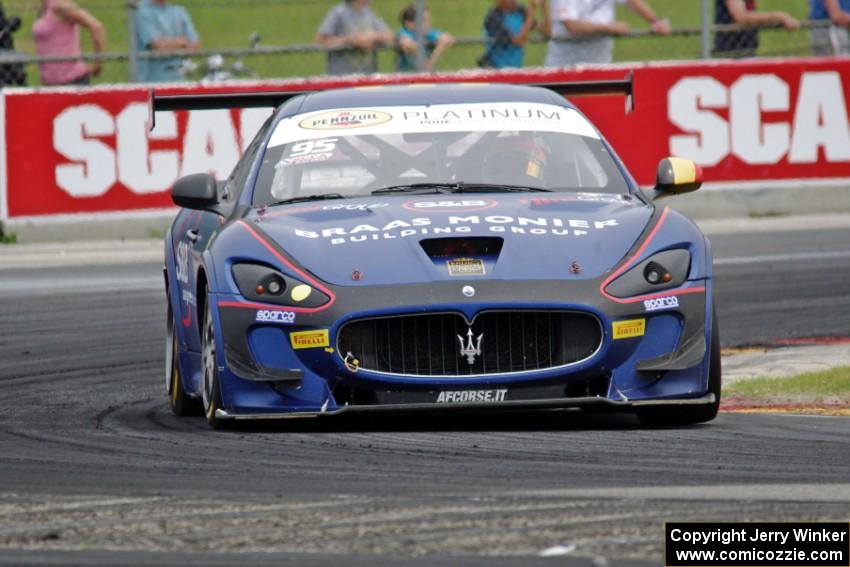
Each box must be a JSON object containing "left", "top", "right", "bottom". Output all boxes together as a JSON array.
[
  {"left": 52, "top": 104, "right": 270, "bottom": 198},
  {"left": 669, "top": 71, "right": 850, "bottom": 167}
]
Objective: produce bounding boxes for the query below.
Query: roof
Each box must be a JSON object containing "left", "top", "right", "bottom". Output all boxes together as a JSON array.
[{"left": 287, "top": 83, "right": 574, "bottom": 116}]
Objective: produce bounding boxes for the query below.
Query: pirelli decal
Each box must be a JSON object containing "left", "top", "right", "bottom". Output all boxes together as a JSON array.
[
  {"left": 612, "top": 318, "right": 646, "bottom": 340},
  {"left": 290, "top": 329, "right": 330, "bottom": 350}
]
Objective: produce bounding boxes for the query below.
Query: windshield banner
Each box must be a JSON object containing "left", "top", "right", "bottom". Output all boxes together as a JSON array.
[
  {"left": 2, "top": 57, "right": 850, "bottom": 220},
  {"left": 268, "top": 103, "right": 600, "bottom": 147}
]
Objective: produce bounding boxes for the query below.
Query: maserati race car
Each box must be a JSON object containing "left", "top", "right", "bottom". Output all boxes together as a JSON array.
[{"left": 157, "top": 79, "right": 720, "bottom": 429}]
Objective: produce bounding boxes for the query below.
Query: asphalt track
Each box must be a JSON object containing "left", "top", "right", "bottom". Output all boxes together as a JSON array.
[{"left": 0, "top": 223, "right": 849, "bottom": 566}]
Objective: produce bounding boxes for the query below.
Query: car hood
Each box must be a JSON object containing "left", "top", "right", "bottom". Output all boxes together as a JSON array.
[{"left": 249, "top": 193, "right": 652, "bottom": 286}]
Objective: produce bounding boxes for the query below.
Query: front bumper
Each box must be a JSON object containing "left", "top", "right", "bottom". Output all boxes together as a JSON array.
[{"left": 211, "top": 274, "right": 712, "bottom": 416}]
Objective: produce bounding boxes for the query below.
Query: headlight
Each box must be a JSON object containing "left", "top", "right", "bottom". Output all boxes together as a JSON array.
[
  {"left": 605, "top": 249, "right": 691, "bottom": 298},
  {"left": 232, "top": 263, "right": 330, "bottom": 308}
]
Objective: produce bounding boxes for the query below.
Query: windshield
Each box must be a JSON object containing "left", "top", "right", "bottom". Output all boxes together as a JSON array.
[{"left": 252, "top": 102, "right": 629, "bottom": 205}]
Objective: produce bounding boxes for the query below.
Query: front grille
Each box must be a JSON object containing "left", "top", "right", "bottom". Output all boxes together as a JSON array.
[{"left": 337, "top": 311, "right": 602, "bottom": 377}]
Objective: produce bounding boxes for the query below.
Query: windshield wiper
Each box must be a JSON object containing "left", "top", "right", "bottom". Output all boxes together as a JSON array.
[
  {"left": 267, "top": 193, "right": 346, "bottom": 206},
  {"left": 371, "top": 183, "right": 463, "bottom": 195},
  {"left": 451, "top": 183, "right": 552, "bottom": 193},
  {"left": 372, "top": 182, "right": 552, "bottom": 196}
]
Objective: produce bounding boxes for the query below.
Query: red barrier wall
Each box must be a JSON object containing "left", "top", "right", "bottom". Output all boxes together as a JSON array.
[{"left": 3, "top": 59, "right": 850, "bottom": 219}]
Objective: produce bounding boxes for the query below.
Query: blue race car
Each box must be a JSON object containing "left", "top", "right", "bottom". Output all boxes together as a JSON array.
[{"left": 156, "top": 79, "right": 719, "bottom": 429}]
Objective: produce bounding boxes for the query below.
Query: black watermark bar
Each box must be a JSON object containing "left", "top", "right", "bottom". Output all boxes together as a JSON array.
[{"left": 666, "top": 522, "right": 850, "bottom": 567}]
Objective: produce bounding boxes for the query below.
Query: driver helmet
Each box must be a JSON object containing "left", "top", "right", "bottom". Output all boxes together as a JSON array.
[{"left": 481, "top": 133, "right": 550, "bottom": 187}]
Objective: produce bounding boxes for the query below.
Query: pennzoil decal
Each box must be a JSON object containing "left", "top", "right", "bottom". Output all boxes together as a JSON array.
[
  {"left": 290, "top": 329, "right": 330, "bottom": 349},
  {"left": 447, "top": 258, "right": 486, "bottom": 277},
  {"left": 612, "top": 319, "right": 646, "bottom": 340},
  {"left": 299, "top": 110, "right": 392, "bottom": 130}
]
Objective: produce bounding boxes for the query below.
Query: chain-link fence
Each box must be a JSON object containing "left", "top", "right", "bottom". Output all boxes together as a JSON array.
[{"left": 0, "top": 0, "right": 845, "bottom": 87}]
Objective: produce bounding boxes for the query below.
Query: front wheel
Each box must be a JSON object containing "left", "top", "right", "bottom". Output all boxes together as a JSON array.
[
  {"left": 637, "top": 305, "right": 721, "bottom": 426},
  {"left": 167, "top": 299, "right": 200, "bottom": 416},
  {"left": 201, "top": 289, "right": 227, "bottom": 429}
]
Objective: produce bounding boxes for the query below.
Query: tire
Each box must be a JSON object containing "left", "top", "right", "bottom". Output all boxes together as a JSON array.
[
  {"left": 166, "top": 299, "right": 201, "bottom": 416},
  {"left": 201, "top": 288, "right": 228, "bottom": 429},
  {"left": 637, "top": 305, "right": 721, "bottom": 427}
]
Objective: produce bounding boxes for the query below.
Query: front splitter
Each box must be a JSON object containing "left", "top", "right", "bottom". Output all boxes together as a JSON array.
[{"left": 215, "top": 393, "right": 716, "bottom": 421}]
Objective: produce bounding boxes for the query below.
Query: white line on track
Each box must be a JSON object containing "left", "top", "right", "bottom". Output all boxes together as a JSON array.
[
  {"left": 0, "top": 276, "right": 162, "bottom": 294},
  {"left": 509, "top": 483, "right": 850, "bottom": 502},
  {"left": 715, "top": 250, "right": 850, "bottom": 266}
]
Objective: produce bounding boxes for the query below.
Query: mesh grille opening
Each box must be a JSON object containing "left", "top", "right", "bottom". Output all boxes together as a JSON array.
[{"left": 337, "top": 311, "right": 602, "bottom": 377}]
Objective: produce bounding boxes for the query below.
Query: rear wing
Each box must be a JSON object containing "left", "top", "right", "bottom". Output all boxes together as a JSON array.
[
  {"left": 149, "top": 73, "right": 634, "bottom": 129},
  {"left": 528, "top": 73, "right": 634, "bottom": 113}
]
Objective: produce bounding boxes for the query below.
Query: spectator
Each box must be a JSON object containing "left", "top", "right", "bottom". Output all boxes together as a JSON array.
[
  {"left": 480, "top": 0, "right": 540, "bottom": 69},
  {"left": 315, "top": 0, "right": 394, "bottom": 76},
  {"left": 31, "top": 0, "right": 105, "bottom": 86},
  {"left": 0, "top": 2, "right": 26, "bottom": 86},
  {"left": 396, "top": 4, "right": 454, "bottom": 72},
  {"left": 810, "top": 0, "right": 850, "bottom": 55},
  {"left": 543, "top": 0, "right": 671, "bottom": 67},
  {"left": 134, "top": 0, "right": 200, "bottom": 83},
  {"left": 714, "top": 1, "right": 799, "bottom": 58}
]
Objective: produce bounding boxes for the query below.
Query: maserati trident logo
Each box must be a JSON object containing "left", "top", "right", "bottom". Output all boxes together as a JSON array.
[{"left": 457, "top": 328, "right": 484, "bottom": 365}]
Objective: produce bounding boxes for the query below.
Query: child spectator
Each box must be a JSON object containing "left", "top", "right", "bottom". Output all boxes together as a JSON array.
[
  {"left": 543, "top": 0, "right": 670, "bottom": 67},
  {"left": 316, "top": 0, "right": 394, "bottom": 75},
  {"left": 714, "top": 1, "right": 799, "bottom": 58},
  {"left": 32, "top": 0, "right": 105, "bottom": 86},
  {"left": 396, "top": 3, "right": 454, "bottom": 72},
  {"left": 134, "top": 0, "right": 200, "bottom": 83},
  {"left": 810, "top": 0, "right": 850, "bottom": 55},
  {"left": 481, "top": 0, "right": 540, "bottom": 69}
]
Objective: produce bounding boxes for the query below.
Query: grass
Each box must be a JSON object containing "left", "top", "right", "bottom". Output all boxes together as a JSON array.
[
  {"left": 146, "top": 227, "right": 166, "bottom": 240},
  {"left": 5, "top": 0, "right": 815, "bottom": 85},
  {"left": 0, "top": 232, "right": 17, "bottom": 245},
  {"left": 725, "top": 366, "right": 850, "bottom": 403},
  {"left": 747, "top": 210, "right": 791, "bottom": 219}
]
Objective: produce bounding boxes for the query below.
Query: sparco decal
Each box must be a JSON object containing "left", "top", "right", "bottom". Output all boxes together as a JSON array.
[
  {"left": 436, "top": 389, "right": 508, "bottom": 403},
  {"left": 644, "top": 296, "right": 680, "bottom": 312},
  {"left": 256, "top": 310, "right": 296, "bottom": 324},
  {"left": 293, "top": 216, "right": 619, "bottom": 245}
]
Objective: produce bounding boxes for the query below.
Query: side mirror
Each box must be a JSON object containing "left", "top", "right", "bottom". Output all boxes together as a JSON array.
[
  {"left": 172, "top": 173, "right": 219, "bottom": 211},
  {"left": 653, "top": 157, "right": 703, "bottom": 199}
]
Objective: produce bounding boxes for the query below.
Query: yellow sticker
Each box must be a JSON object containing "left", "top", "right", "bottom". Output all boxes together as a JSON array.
[
  {"left": 299, "top": 109, "right": 392, "bottom": 130},
  {"left": 290, "top": 284, "right": 312, "bottom": 303},
  {"left": 668, "top": 157, "right": 697, "bottom": 184},
  {"left": 612, "top": 319, "right": 646, "bottom": 340},
  {"left": 447, "top": 258, "right": 486, "bottom": 277},
  {"left": 290, "top": 329, "right": 330, "bottom": 350}
]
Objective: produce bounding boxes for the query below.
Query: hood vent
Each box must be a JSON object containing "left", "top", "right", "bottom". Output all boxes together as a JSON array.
[{"left": 420, "top": 237, "right": 504, "bottom": 261}]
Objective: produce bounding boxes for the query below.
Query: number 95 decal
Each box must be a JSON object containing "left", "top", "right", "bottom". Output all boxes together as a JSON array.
[
  {"left": 280, "top": 138, "right": 338, "bottom": 167},
  {"left": 644, "top": 296, "right": 679, "bottom": 312}
]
